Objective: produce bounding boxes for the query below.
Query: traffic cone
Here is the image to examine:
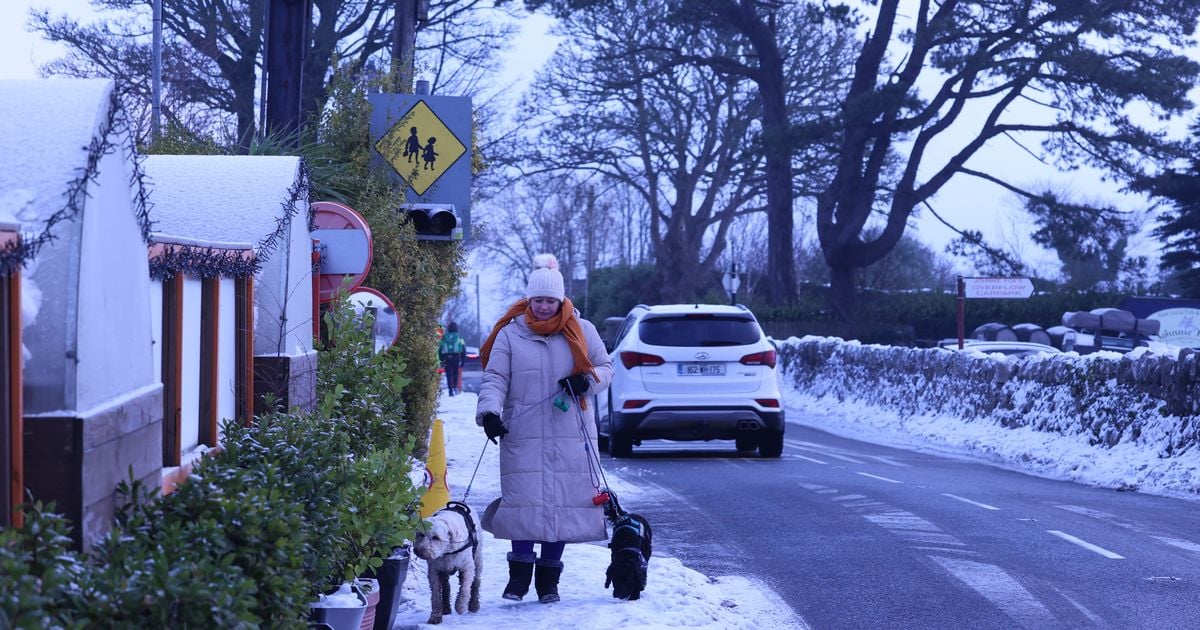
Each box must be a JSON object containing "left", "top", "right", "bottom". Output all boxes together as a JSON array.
[{"left": 419, "top": 418, "right": 450, "bottom": 518}]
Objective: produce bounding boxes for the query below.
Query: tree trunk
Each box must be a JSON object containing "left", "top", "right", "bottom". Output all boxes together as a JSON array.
[
  {"left": 761, "top": 76, "right": 795, "bottom": 304},
  {"left": 739, "top": 1, "right": 795, "bottom": 304},
  {"left": 828, "top": 263, "right": 857, "bottom": 322}
]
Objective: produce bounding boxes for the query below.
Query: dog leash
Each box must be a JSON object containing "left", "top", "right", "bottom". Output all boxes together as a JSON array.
[
  {"left": 564, "top": 379, "right": 615, "bottom": 508},
  {"left": 458, "top": 389, "right": 560, "bottom": 504}
]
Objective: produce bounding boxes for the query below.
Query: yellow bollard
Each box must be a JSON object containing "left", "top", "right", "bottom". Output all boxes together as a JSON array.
[{"left": 419, "top": 418, "right": 450, "bottom": 518}]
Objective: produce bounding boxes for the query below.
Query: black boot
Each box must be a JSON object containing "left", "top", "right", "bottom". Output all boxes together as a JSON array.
[
  {"left": 503, "top": 552, "right": 536, "bottom": 601},
  {"left": 534, "top": 560, "right": 563, "bottom": 604}
]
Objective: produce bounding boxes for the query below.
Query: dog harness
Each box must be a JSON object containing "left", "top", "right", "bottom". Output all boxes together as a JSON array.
[{"left": 439, "top": 501, "right": 478, "bottom": 556}]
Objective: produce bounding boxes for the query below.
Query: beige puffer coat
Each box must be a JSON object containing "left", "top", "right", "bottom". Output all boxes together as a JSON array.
[{"left": 475, "top": 311, "right": 614, "bottom": 542}]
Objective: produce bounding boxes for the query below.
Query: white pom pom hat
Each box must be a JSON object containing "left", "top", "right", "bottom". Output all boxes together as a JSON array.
[{"left": 526, "top": 253, "right": 565, "bottom": 301}]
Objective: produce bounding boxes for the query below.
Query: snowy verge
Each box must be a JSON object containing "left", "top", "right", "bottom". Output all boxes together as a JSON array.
[
  {"left": 387, "top": 390, "right": 808, "bottom": 629},
  {"left": 778, "top": 336, "right": 1200, "bottom": 500}
]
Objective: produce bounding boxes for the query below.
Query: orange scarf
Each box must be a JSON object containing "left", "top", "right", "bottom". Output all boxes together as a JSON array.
[{"left": 480, "top": 298, "right": 597, "bottom": 400}]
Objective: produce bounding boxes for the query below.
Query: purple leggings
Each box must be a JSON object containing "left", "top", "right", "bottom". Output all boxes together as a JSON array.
[{"left": 511, "top": 540, "right": 565, "bottom": 562}]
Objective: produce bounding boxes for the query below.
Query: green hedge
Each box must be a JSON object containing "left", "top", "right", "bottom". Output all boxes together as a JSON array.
[
  {"left": 0, "top": 298, "right": 424, "bottom": 627},
  {"left": 753, "top": 286, "right": 1129, "bottom": 345}
]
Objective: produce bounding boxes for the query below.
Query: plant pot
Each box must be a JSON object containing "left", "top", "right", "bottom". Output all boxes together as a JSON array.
[
  {"left": 356, "top": 578, "right": 381, "bottom": 630},
  {"left": 370, "top": 545, "right": 411, "bottom": 630},
  {"left": 310, "top": 583, "right": 367, "bottom": 630}
]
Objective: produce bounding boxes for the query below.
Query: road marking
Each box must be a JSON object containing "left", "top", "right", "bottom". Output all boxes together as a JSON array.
[
  {"left": 914, "top": 545, "right": 975, "bottom": 555},
  {"left": 931, "top": 556, "right": 1056, "bottom": 627},
  {"left": 942, "top": 493, "right": 1000, "bottom": 511},
  {"left": 1155, "top": 536, "right": 1200, "bottom": 555},
  {"left": 867, "top": 455, "right": 911, "bottom": 467},
  {"left": 788, "top": 440, "right": 867, "bottom": 463},
  {"left": 1047, "top": 530, "right": 1125, "bottom": 559},
  {"left": 793, "top": 454, "right": 828, "bottom": 465},
  {"left": 1052, "top": 586, "right": 1104, "bottom": 626},
  {"left": 857, "top": 472, "right": 902, "bottom": 484}
]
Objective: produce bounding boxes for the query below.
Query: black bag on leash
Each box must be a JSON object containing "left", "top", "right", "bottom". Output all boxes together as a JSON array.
[{"left": 602, "top": 491, "right": 652, "bottom": 600}]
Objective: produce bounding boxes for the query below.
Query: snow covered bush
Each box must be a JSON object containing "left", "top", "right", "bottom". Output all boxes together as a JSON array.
[{"left": 778, "top": 336, "right": 1200, "bottom": 457}]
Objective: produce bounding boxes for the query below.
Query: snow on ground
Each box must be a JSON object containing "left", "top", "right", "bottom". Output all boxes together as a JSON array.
[
  {"left": 387, "top": 367, "right": 1199, "bottom": 628},
  {"left": 781, "top": 386, "right": 1200, "bottom": 503},
  {"left": 388, "top": 390, "right": 808, "bottom": 629}
]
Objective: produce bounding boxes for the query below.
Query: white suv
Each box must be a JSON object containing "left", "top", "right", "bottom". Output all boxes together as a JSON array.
[{"left": 595, "top": 304, "right": 785, "bottom": 458}]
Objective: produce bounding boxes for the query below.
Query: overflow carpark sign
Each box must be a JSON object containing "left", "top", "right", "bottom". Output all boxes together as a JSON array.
[{"left": 962, "top": 277, "right": 1034, "bottom": 299}]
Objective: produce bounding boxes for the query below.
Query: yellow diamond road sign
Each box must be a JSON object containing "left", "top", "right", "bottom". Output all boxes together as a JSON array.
[{"left": 374, "top": 100, "right": 467, "bottom": 196}]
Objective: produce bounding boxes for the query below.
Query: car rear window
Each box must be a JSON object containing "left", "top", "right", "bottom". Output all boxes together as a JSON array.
[{"left": 638, "top": 315, "right": 761, "bottom": 347}]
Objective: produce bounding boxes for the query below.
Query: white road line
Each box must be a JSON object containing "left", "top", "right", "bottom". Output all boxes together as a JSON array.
[
  {"left": 930, "top": 556, "right": 1056, "bottom": 628},
  {"left": 914, "top": 546, "right": 976, "bottom": 555},
  {"left": 867, "top": 455, "right": 911, "bottom": 468},
  {"left": 1052, "top": 586, "right": 1105, "bottom": 626},
  {"left": 1047, "top": 530, "right": 1125, "bottom": 559},
  {"left": 790, "top": 445, "right": 864, "bottom": 464},
  {"left": 942, "top": 493, "right": 1000, "bottom": 511},
  {"left": 793, "top": 454, "right": 828, "bottom": 465},
  {"left": 857, "top": 472, "right": 902, "bottom": 484},
  {"left": 1155, "top": 536, "right": 1200, "bottom": 555}
]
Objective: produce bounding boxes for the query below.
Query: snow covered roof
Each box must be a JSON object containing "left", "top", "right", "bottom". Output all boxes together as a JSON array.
[
  {"left": 144, "top": 155, "right": 308, "bottom": 265},
  {"left": 0, "top": 79, "right": 117, "bottom": 229}
]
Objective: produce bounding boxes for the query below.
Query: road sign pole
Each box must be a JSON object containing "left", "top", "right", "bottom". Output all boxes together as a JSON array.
[{"left": 956, "top": 275, "right": 965, "bottom": 349}]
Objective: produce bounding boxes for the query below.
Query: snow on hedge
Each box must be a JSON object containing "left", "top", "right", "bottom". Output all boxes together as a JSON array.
[{"left": 777, "top": 336, "right": 1200, "bottom": 499}]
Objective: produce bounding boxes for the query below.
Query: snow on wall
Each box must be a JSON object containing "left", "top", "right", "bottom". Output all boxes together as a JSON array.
[
  {"left": 777, "top": 336, "right": 1200, "bottom": 496},
  {"left": 143, "top": 155, "right": 313, "bottom": 358},
  {"left": 0, "top": 79, "right": 155, "bottom": 413}
]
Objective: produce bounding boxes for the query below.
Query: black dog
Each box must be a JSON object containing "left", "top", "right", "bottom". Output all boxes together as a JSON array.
[{"left": 603, "top": 491, "right": 652, "bottom": 600}]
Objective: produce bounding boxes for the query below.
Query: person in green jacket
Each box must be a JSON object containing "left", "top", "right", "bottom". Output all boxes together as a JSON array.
[{"left": 439, "top": 321, "right": 467, "bottom": 395}]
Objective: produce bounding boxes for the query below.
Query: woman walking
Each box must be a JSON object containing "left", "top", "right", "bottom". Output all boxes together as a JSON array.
[{"left": 475, "top": 253, "right": 614, "bottom": 604}]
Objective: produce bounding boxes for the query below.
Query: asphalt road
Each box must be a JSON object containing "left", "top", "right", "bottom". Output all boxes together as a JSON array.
[{"left": 603, "top": 423, "right": 1200, "bottom": 630}]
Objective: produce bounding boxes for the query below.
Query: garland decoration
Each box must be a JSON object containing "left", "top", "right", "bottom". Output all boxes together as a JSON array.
[
  {"left": 0, "top": 87, "right": 154, "bottom": 275},
  {"left": 255, "top": 161, "right": 312, "bottom": 266},
  {"left": 148, "top": 243, "right": 257, "bottom": 280}
]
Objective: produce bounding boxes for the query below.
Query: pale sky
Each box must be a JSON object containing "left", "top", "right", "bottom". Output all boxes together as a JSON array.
[
  {"left": 0, "top": 1, "right": 1185, "bottom": 283},
  {"left": 1, "top": 0, "right": 85, "bottom": 79}
]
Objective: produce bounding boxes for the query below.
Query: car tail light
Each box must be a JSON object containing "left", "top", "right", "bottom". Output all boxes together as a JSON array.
[
  {"left": 755, "top": 399, "right": 780, "bottom": 408},
  {"left": 739, "top": 349, "right": 776, "bottom": 369},
  {"left": 620, "top": 351, "right": 665, "bottom": 369},
  {"left": 623, "top": 400, "right": 650, "bottom": 409}
]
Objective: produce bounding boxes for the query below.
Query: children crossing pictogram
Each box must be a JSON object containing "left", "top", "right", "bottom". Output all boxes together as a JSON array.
[{"left": 375, "top": 100, "right": 466, "bottom": 195}]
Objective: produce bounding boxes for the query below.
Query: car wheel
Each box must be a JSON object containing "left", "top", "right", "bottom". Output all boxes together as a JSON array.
[
  {"left": 610, "top": 431, "right": 634, "bottom": 458},
  {"left": 735, "top": 435, "right": 758, "bottom": 452},
  {"left": 758, "top": 430, "right": 784, "bottom": 458}
]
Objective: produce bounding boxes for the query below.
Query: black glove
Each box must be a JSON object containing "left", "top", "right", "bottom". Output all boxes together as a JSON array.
[
  {"left": 482, "top": 412, "right": 507, "bottom": 443},
  {"left": 559, "top": 373, "right": 591, "bottom": 396}
]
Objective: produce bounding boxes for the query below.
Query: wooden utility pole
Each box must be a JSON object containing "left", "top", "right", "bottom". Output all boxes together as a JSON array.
[
  {"left": 391, "top": 0, "right": 428, "bottom": 92},
  {"left": 265, "top": 0, "right": 311, "bottom": 140}
]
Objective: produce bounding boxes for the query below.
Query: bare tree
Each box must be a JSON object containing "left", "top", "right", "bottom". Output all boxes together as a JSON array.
[
  {"left": 29, "top": 0, "right": 517, "bottom": 144},
  {"left": 817, "top": 0, "right": 1200, "bottom": 318},
  {"left": 512, "top": 0, "right": 778, "bottom": 302}
]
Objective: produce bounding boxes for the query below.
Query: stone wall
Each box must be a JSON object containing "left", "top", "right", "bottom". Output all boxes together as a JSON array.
[{"left": 777, "top": 337, "right": 1200, "bottom": 457}]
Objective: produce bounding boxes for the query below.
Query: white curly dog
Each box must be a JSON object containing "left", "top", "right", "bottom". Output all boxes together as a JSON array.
[{"left": 412, "top": 502, "right": 482, "bottom": 625}]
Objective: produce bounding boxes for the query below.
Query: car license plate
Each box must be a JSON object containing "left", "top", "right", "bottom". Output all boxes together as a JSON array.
[{"left": 677, "top": 362, "right": 725, "bottom": 376}]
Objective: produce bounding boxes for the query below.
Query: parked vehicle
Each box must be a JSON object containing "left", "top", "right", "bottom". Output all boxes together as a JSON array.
[
  {"left": 460, "top": 346, "right": 482, "bottom": 393},
  {"left": 596, "top": 304, "right": 785, "bottom": 458},
  {"left": 937, "top": 339, "right": 1063, "bottom": 357}
]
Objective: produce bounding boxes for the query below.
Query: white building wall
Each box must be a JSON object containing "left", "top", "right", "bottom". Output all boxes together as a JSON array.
[
  {"left": 150, "top": 279, "right": 162, "bottom": 384},
  {"left": 180, "top": 277, "right": 202, "bottom": 453},
  {"left": 73, "top": 122, "right": 156, "bottom": 413},
  {"left": 217, "top": 277, "right": 237, "bottom": 437}
]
